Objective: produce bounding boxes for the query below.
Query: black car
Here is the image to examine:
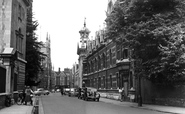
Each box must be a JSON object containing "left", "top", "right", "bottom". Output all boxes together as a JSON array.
[
  {"left": 80, "top": 87, "right": 100, "bottom": 101},
  {"left": 64, "top": 88, "right": 70, "bottom": 95}
]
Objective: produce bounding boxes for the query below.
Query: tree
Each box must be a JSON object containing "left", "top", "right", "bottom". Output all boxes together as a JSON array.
[
  {"left": 25, "top": 7, "right": 45, "bottom": 86},
  {"left": 158, "top": 24, "right": 185, "bottom": 83},
  {"left": 105, "top": 0, "right": 185, "bottom": 84}
]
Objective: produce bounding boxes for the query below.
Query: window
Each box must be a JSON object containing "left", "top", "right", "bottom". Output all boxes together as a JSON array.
[
  {"left": 88, "top": 63, "right": 90, "bottom": 73},
  {"left": 109, "top": 49, "right": 112, "bottom": 65},
  {"left": 116, "top": 72, "right": 119, "bottom": 87},
  {"left": 103, "top": 76, "right": 105, "bottom": 88},
  {"left": 94, "top": 59, "right": 97, "bottom": 71},
  {"left": 98, "top": 77, "right": 101, "bottom": 88},
  {"left": 16, "top": 28, "right": 23, "bottom": 58},
  {"left": 91, "top": 61, "right": 93, "bottom": 72},
  {"left": 110, "top": 74, "right": 112, "bottom": 88},
  {"left": 98, "top": 56, "right": 101, "bottom": 70},
  {"left": 124, "top": 48, "right": 128, "bottom": 59},
  {"left": 103, "top": 53, "right": 106, "bottom": 68}
]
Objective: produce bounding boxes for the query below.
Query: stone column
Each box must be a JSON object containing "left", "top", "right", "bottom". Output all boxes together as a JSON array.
[{"left": 2, "top": 58, "right": 15, "bottom": 95}]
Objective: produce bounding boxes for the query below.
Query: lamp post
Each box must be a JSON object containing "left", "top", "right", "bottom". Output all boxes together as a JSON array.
[{"left": 135, "top": 59, "right": 142, "bottom": 107}]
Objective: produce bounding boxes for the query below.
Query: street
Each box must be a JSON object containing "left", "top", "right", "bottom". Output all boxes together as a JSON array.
[{"left": 40, "top": 93, "right": 167, "bottom": 114}]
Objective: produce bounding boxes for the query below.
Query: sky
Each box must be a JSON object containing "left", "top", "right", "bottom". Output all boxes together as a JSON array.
[{"left": 32, "top": 0, "right": 108, "bottom": 71}]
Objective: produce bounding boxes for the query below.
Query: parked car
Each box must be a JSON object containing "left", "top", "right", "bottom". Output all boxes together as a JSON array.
[
  {"left": 33, "top": 88, "right": 50, "bottom": 96},
  {"left": 80, "top": 87, "right": 100, "bottom": 101},
  {"left": 64, "top": 88, "right": 70, "bottom": 95},
  {"left": 68, "top": 88, "right": 78, "bottom": 97},
  {"left": 56, "top": 89, "right": 60, "bottom": 92}
]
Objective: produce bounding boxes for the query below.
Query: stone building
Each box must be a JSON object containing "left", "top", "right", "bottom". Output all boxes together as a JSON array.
[
  {"left": 39, "top": 34, "right": 52, "bottom": 89},
  {"left": 0, "top": 0, "right": 31, "bottom": 94},
  {"left": 78, "top": 0, "right": 135, "bottom": 101},
  {"left": 54, "top": 68, "right": 72, "bottom": 89},
  {"left": 82, "top": 27, "right": 134, "bottom": 100},
  {"left": 72, "top": 63, "right": 79, "bottom": 88}
]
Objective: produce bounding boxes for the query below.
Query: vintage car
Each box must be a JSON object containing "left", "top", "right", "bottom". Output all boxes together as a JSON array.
[
  {"left": 68, "top": 88, "right": 78, "bottom": 97},
  {"left": 33, "top": 88, "right": 50, "bottom": 96},
  {"left": 64, "top": 88, "right": 70, "bottom": 95},
  {"left": 80, "top": 87, "right": 100, "bottom": 101}
]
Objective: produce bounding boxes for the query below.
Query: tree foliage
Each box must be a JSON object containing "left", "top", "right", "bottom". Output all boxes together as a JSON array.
[
  {"left": 105, "top": 0, "right": 185, "bottom": 84},
  {"left": 25, "top": 8, "right": 45, "bottom": 86}
]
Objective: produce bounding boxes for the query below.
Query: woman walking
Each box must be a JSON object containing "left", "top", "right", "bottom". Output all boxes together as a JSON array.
[{"left": 24, "top": 86, "right": 33, "bottom": 105}]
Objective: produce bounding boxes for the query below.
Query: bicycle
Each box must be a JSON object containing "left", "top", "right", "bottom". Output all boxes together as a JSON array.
[
  {"left": 16, "top": 92, "right": 23, "bottom": 105},
  {"left": 5, "top": 94, "right": 11, "bottom": 107}
]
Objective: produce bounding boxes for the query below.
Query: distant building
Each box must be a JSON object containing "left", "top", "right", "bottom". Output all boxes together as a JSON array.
[
  {"left": 54, "top": 68, "right": 72, "bottom": 88},
  {"left": 72, "top": 63, "right": 79, "bottom": 88},
  {"left": 39, "top": 34, "right": 52, "bottom": 89},
  {"left": 63, "top": 68, "right": 72, "bottom": 88}
]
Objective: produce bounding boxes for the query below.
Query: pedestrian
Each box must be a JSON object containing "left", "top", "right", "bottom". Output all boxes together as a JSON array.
[
  {"left": 21, "top": 86, "right": 26, "bottom": 105},
  {"left": 121, "top": 87, "right": 124, "bottom": 102},
  {"left": 24, "top": 86, "right": 33, "bottom": 105},
  {"left": 61, "top": 87, "right": 64, "bottom": 96},
  {"left": 78, "top": 88, "right": 81, "bottom": 99},
  {"left": 119, "top": 87, "right": 124, "bottom": 102}
]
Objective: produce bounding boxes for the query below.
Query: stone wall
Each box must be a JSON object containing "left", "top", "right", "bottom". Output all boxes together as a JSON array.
[{"left": 140, "top": 78, "right": 185, "bottom": 107}]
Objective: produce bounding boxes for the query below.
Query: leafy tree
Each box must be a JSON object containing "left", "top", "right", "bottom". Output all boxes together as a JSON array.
[
  {"left": 25, "top": 7, "right": 45, "bottom": 86},
  {"left": 105, "top": 0, "right": 185, "bottom": 84}
]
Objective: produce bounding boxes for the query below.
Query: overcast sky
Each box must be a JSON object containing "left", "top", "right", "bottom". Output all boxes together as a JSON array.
[{"left": 32, "top": 0, "right": 108, "bottom": 71}]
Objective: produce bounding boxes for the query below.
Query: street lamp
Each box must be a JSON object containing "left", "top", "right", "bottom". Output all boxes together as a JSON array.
[{"left": 135, "top": 59, "right": 142, "bottom": 107}]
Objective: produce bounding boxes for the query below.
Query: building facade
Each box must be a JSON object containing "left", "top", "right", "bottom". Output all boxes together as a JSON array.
[
  {"left": 82, "top": 28, "right": 134, "bottom": 101},
  {"left": 78, "top": 0, "right": 136, "bottom": 101},
  {"left": 54, "top": 68, "right": 72, "bottom": 89},
  {"left": 0, "top": 0, "right": 31, "bottom": 94}
]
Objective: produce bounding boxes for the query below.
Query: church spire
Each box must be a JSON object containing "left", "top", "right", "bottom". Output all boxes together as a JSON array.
[
  {"left": 46, "top": 32, "right": 49, "bottom": 40},
  {"left": 84, "top": 17, "right": 86, "bottom": 27}
]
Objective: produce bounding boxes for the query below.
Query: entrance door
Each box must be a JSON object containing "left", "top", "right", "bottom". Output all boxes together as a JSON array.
[{"left": 124, "top": 82, "right": 128, "bottom": 97}]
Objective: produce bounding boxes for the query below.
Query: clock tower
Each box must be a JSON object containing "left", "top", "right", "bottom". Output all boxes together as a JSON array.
[{"left": 77, "top": 19, "right": 90, "bottom": 88}]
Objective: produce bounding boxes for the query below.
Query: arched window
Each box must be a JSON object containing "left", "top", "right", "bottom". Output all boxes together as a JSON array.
[
  {"left": 109, "top": 49, "right": 112, "bottom": 66},
  {"left": 88, "top": 62, "right": 90, "bottom": 73},
  {"left": 91, "top": 61, "right": 93, "bottom": 72},
  {"left": 103, "top": 53, "right": 106, "bottom": 68},
  {"left": 98, "top": 55, "right": 101, "bottom": 70},
  {"left": 95, "top": 58, "right": 97, "bottom": 71}
]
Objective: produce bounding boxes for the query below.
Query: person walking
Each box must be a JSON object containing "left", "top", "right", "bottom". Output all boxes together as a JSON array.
[
  {"left": 119, "top": 87, "right": 124, "bottom": 102},
  {"left": 60, "top": 87, "right": 64, "bottom": 96},
  {"left": 24, "top": 86, "right": 33, "bottom": 105},
  {"left": 78, "top": 88, "right": 81, "bottom": 99},
  {"left": 21, "top": 86, "right": 26, "bottom": 105}
]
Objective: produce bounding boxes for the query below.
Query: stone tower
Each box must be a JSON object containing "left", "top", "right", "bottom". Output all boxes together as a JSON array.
[{"left": 77, "top": 19, "right": 90, "bottom": 88}]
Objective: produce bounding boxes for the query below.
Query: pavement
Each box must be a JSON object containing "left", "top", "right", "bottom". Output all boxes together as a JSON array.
[
  {"left": 0, "top": 97, "right": 36, "bottom": 114},
  {"left": 0, "top": 94, "right": 185, "bottom": 114},
  {"left": 100, "top": 97, "right": 185, "bottom": 114}
]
